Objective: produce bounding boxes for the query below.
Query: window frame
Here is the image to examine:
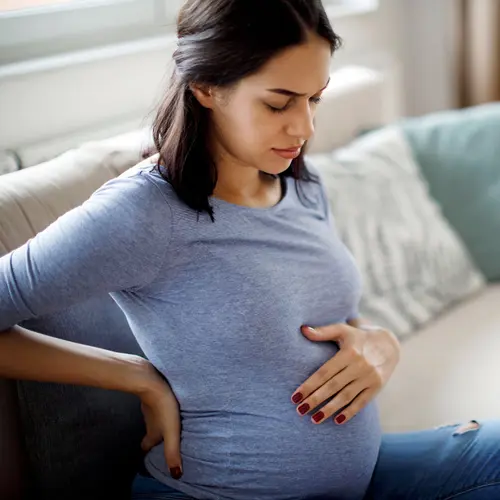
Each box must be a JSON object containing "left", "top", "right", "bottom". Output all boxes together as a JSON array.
[{"left": 0, "top": 0, "right": 177, "bottom": 64}]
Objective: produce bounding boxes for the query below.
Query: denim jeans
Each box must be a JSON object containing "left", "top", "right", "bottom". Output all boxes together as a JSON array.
[{"left": 131, "top": 419, "right": 500, "bottom": 499}]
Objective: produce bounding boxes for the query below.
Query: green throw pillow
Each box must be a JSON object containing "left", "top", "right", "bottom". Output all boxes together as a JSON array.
[{"left": 402, "top": 103, "right": 500, "bottom": 281}]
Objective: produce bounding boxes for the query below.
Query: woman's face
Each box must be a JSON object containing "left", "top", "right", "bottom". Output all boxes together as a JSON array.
[{"left": 196, "top": 33, "right": 332, "bottom": 176}]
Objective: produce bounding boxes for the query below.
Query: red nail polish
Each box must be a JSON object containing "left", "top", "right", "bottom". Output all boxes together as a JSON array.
[
  {"left": 170, "top": 467, "right": 182, "bottom": 480},
  {"left": 335, "top": 414, "right": 346, "bottom": 424},
  {"left": 312, "top": 411, "right": 325, "bottom": 423},
  {"left": 292, "top": 392, "right": 303, "bottom": 404},
  {"left": 298, "top": 403, "right": 310, "bottom": 415}
]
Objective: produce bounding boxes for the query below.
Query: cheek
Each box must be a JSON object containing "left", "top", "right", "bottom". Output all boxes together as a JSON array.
[
  {"left": 217, "top": 101, "right": 284, "bottom": 160},
  {"left": 243, "top": 105, "right": 283, "bottom": 148},
  {"left": 224, "top": 106, "right": 270, "bottom": 144}
]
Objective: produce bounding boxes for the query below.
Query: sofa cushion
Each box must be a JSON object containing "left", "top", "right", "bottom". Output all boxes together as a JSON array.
[
  {"left": 377, "top": 283, "right": 500, "bottom": 432},
  {"left": 0, "top": 129, "right": 153, "bottom": 499},
  {"left": 402, "top": 103, "right": 500, "bottom": 281},
  {"left": 308, "top": 126, "right": 485, "bottom": 340},
  {"left": 0, "top": 128, "right": 153, "bottom": 255}
]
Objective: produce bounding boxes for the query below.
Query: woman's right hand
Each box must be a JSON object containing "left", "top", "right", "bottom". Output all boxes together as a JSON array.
[{"left": 137, "top": 361, "right": 183, "bottom": 480}]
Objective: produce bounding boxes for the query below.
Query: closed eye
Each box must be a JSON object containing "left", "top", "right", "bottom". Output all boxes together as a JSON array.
[
  {"left": 267, "top": 103, "right": 289, "bottom": 114},
  {"left": 267, "top": 96, "right": 323, "bottom": 114}
]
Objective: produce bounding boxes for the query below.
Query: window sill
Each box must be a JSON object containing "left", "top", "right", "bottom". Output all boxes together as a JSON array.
[{"left": 0, "top": 34, "right": 176, "bottom": 80}]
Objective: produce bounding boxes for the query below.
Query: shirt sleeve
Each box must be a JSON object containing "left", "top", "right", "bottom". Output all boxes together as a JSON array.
[{"left": 0, "top": 169, "right": 171, "bottom": 332}]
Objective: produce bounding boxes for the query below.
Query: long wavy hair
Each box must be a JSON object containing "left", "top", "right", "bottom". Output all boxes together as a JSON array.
[{"left": 150, "top": 0, "right": 342, "bottom": 222}]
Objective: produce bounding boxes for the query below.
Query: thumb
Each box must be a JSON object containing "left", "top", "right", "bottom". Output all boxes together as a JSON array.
[
  {"left": 301, "top": 324, "right": 348, "bottom": 343},
  {"left": 141, "top": 434, "right": 156, "bottom": 451}
]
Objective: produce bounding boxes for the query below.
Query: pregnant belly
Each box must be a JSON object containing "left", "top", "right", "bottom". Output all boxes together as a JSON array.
[{"left": 145, "top": 401, "right": 381, "bottom": 500}]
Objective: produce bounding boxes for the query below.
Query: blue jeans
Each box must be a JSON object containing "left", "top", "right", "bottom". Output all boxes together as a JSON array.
[{"left": 132, "top": 420, "right": 500, "bottom": 499}]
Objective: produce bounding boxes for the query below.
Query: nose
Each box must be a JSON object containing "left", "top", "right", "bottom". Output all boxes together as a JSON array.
[{"left": 285, "top": 101, "right": 315, "bottom": 142}]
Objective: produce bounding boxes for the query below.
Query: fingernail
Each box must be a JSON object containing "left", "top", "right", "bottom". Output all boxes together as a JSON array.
[
  {"left": 298, "top": 403, "right": 310, "bottom": 415},
  {"left": 312, "top": 411, "right": 325, "bottom": 423},
  {"left": 292, "top": 392, "right": 303, "bottom": 404},
  {"left": 335, "top": 414, "right": 346, "bottom": 425},
  {"left": 303, "top": 325, "right": 317, "bottom": 333},
  {"left": 170, "top": 467, "right": 183, "bottom": 480}
]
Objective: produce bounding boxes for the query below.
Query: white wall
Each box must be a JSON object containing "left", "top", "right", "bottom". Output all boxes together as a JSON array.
[
  {"left": 0, "top": 0, "right": 459, "bottom": 167},
  {"left": 400, "top": 0, "right": 461, "bottom": 116}
]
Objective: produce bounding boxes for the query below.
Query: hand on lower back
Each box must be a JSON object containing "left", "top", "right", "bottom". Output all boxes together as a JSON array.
[{"left": 139, "top": 365, "right": 183, "bottom": 480}]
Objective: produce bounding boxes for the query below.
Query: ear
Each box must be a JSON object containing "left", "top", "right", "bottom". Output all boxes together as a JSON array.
[{"left": 189, "top": 83, "right": 215, "bottom": 109}]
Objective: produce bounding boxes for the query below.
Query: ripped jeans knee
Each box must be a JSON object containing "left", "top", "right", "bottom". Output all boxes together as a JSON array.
[{"left": 436, "top": 419, "right": 481, "bottom": 436}]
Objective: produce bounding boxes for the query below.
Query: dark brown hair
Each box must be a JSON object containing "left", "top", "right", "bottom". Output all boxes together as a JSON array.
[{"left": 150, "top": 0, "right": 342, "bottom": 221}]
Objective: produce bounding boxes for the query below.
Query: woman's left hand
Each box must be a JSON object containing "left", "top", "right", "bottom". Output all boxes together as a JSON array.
[{"left": 291, "top": 319, "right": 401, "bottom": 425}]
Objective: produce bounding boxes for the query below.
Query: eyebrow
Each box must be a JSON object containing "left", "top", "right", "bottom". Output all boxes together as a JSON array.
[{"left": 267, "top": 77, "right": 331, "bottom": 97}]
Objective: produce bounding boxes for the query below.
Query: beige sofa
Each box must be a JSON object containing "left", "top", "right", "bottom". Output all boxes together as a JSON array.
[
  {"left": 2, "top": 126, "right": 500, "bottom": 499},
  {"left": 377, "top": 283, "right": 500, "bottom": 432}
]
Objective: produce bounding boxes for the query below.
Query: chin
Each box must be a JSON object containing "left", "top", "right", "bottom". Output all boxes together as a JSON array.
[
  {"left": 261, "top": 158, "right": 294, "bottom": 176},
  {"left": 260, "top": 167, "right": 290, "bottom": 178}
]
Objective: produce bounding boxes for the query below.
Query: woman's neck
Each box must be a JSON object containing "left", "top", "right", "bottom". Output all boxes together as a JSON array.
[{"left": 213, "top": 157, "right": 282, "bottom": 209}]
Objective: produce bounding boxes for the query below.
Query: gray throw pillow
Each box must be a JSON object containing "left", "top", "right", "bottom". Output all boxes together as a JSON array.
[{"left": 19, "top": 295, "right": 145, "bottom": 500}]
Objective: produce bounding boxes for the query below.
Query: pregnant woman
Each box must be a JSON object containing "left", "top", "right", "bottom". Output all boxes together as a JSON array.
[{"left": 1, "top": 1, "right": 499, "bottom": 499}]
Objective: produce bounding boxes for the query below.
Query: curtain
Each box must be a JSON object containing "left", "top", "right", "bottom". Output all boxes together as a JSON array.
[{"left": 459, "top": 0, "right": 500, "bottom": 107}]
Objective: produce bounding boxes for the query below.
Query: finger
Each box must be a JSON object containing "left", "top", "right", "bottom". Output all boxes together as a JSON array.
[
  {"left": 310, "top": 379, "right": 368, "bottom": 424},
  {"left": 164, "top": 440, "right": 183, "bottom": 480},
  {"left": 162, "top": 401, "right": 183, "bottom": 479},
  {"left": 291, "top": 349, "right": 350, "bottom": 404},
  {"left": 164, "top": 434, "right": 183, "bottom": 480},
  {"left": 295, "top": 363, "right": 358, "bottom": 416},
  {"left": 332, "top": 386, "right": 379, "bottom": 425},
  {"left": 301, "top": 323, "right": 350, "bottom": 343}
]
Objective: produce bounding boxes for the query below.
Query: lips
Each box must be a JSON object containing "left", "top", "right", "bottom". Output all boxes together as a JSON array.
[{"left": 272, "top": 146, "right": 302, "bottom": 160}]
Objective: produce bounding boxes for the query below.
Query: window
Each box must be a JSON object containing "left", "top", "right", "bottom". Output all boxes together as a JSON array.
[
  {"left": 323, "top": 0, "right": 378, "bottom": 17},
  {"left": 0, "top": 0, "right": 182, "bottom": 65},
  {"left": 0, "top": 0, "right": 377, "bottom": 66}
]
